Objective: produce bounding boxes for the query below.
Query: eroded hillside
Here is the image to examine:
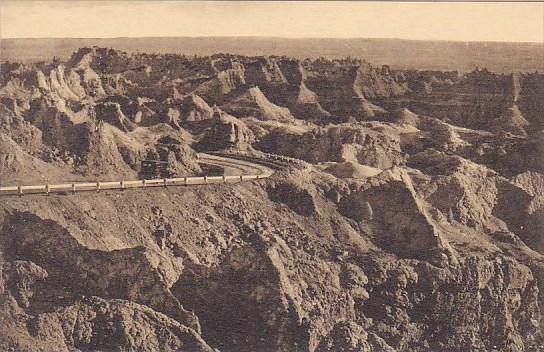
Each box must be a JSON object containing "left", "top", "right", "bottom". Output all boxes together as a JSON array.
[{"left": 1, "top": 47, "right": 543, "bottom": 351}]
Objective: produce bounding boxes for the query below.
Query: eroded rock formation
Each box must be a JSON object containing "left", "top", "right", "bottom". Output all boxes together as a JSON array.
[{"left": 1, "top": 47, "right": 543, "bottom": 352}]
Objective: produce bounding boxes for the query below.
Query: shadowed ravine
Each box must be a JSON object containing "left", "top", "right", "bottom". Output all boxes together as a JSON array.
[{"left": 0, "top": 45, "right": 543, "bottom": 351}]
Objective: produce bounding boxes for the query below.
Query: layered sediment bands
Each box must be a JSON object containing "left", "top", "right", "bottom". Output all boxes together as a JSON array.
[
  {"left": 305, "top": 65, "right": 388, "bottom": 122},
  {"left": 1, "top": 47, "right": 544, "bottom": 351},
  {"left": 353, "top": 63, "right": 409, "bottom": 99},
  {"left": 0, "top": 173, "right": 543, "bottom": 351},
  {"left": 259, "top": 123, "right": 405, "bottom": 168},
  {"left": 244, "top": 57, "right": 287, "bottom": 86},
  {"left": 243, "top": 58, "right": 331, "bottom": 121},
  {"left": 402, "top": 70, "right": 544, "bottom": 137},
  {"left": 407, "top": 69, "right": 509, "bottom": 130}
]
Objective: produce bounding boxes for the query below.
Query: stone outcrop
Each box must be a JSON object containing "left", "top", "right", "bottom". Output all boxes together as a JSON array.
[
  {"left": 267, "top": 179, "right": 320, "bottom": 216},
  {"left": 1, "top": 47, "right": 544, "bottom": 352},
  {"left": 408, "top": 150, "right": 542, "bottom": 254},
  {"left": 0, "top": 103, "right": 42, "bottom": 151},
  {"left": 259, "top": 123, "right": 405, "bottom": 168},
  {"left": 95, "top": 101, "right": 138, "bottom": 132},
  {"left": 197, "top": 109, "right": 255, "bottom": 151},
  {"left": 323, "top": 161, "right": 382, "bottom": 179},
  {"left": 194, "top": 63, "right": 246, "bottom": 104},
  {"left": 174, "top": 245, "right": 301, "bottom": 352},
  {"left": 338, "top": 168, "right": 455, "bottom": 265},
  {"left": 304, "top": 62, "right": 396, "bottom": 121},
  {"left": 248, "top": 58, "right": 331, "bottom": 121},
  {"left": 2, "top": 211, "right": 200, "bottom": 331},
  {"left": 178, "top": 94, "right": 214, "bottom": 122},
  {"left": 222, "top": 86, "right": 294, "bottom": 121},
  {"left": 492, "top": 104, "right": 529, "bottom": 137},
  {"left": 316, "top": 321, "right": 394, "bottom": 352}
]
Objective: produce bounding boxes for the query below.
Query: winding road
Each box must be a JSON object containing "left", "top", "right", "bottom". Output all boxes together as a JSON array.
[
  {"left": 0, "top": 151, "right": 305, "bottom": 196},
  {"left": 198, "top": 153, "right": 274, "bottom": 177}
]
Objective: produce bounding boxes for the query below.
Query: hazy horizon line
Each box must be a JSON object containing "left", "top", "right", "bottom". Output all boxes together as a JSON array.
[{"left": 2, "top": 35, "right": 543, "bottom": 45}]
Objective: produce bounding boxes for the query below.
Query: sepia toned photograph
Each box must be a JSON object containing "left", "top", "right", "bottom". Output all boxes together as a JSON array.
[{"left": 0, "top": 1, "right": 543, "bottom": 351}]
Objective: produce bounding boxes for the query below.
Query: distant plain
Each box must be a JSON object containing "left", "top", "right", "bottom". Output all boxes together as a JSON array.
[{"left": 1, "top": 37, "right": 543, "bottom": 72}]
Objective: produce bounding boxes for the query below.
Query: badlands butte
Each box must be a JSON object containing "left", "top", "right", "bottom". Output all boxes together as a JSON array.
[{"left": 0, "top": 46, "right": 543, "bottom": 351}]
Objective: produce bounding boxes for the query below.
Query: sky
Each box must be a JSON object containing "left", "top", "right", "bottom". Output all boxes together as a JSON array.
[{"left": 1, "top": 1, "right": 543, "bottom": 43}]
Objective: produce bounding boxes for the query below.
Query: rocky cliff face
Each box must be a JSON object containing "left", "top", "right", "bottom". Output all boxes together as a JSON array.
[
  {"left": 1, "top": 167, "right": 542, "bottom": 351},
  {"left": 1, "top": 47, "right": 543, "bottom": 351},
  {"left": 259, "top": 122, "right": 405, "bottom": 168},
  {"left": 197, "top": 109, "right": 255, "bottom": 151},
  {"left": 177, "top": 94, "right": 215, "bottom": 122},
  {"left": 222, "top": 86, "right": 295, "bottom": 121},
  {"left": 305, "top": 64, "right": 388, "bottom": 122}
]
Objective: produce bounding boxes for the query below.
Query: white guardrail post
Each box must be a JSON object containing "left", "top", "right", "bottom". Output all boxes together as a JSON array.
[{"left": 1, "top": 152, "right": 299, "bottom": 197}]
